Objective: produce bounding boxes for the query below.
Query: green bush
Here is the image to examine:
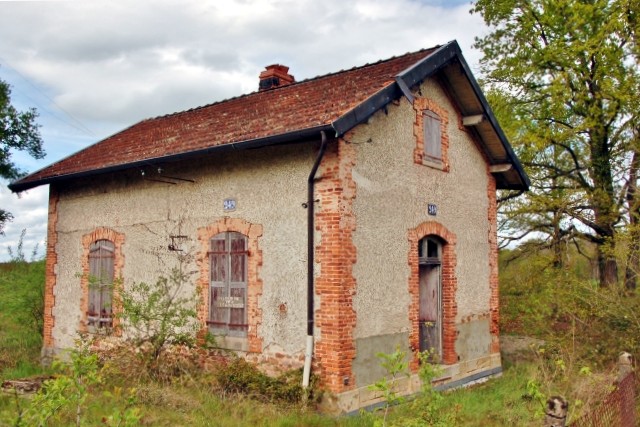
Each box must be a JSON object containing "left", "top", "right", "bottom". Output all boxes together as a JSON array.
[{"left": 213, "top": 358, "right": 319, "bottom": 405}]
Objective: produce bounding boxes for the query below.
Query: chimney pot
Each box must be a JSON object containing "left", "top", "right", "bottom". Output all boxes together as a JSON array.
[{"left": 259, "top": 64, "right": 295, "bottom": 91}]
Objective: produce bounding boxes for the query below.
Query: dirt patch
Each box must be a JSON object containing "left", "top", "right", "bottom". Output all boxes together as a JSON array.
[{"left": 501, "top": 335, "right": 545, "bottom": 363}]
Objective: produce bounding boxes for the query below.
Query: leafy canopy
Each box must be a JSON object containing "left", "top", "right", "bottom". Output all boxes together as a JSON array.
[
  {"left": 0, "top": 77, "right": 44, "bottom": 233},
  {"left": 472, "top": 0, "right": 640, "bottom": 284}
]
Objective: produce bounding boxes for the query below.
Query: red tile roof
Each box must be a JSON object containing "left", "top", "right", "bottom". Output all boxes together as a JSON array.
[{"left": 12, "top": 47, "right": 438, "bottom": 190}]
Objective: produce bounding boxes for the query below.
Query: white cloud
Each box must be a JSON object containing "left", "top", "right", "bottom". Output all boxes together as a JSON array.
[
  {"left": 0, "top": 0, "right": 487, "bottom": 261},
  {"left": 0, "top": 185, "right": 48, "bottom": 261}
]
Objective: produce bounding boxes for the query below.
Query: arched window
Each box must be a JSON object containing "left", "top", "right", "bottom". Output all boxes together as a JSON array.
[
  {"left": 208, "top": 232, "right": 248, "bottom": 337},
  {"left": 87, "top": 239, "right": 115, "bottom": 330},
  {"left": 418, "top": 236, "right": 443, "bottom": 359}
]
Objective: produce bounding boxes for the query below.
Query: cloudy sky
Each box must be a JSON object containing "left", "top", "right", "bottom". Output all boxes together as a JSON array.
[{"left": 0, "top": 0, "right": 486, "bottom": 261}]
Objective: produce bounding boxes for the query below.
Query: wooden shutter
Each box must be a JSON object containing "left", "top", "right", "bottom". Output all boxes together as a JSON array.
[{"left": 423, "top": 110, "right": 442, "bottom": 160}]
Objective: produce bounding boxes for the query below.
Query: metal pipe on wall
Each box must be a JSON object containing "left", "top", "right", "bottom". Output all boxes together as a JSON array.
[{"left": 302, "top": 130, "right": 328, "bottom": 389}]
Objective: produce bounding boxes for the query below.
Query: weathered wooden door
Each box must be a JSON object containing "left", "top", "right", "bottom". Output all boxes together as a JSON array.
[{"left": 418, "top": 237, "right": 442, "bottom": 358}]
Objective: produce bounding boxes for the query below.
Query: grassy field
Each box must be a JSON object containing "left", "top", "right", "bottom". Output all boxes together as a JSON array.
[
  {"left": 1, "top": 252, "right": 636, "bottom": 426},
  {"left": 0, "top": 260, "right": 45, "bottom": 380}
]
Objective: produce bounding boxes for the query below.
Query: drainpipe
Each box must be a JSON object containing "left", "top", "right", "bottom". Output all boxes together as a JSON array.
[{"left": 303, "top": 130, "right": 328, "bottom": 389}]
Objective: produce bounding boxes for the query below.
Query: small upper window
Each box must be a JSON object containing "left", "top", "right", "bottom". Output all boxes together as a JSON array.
[
  {"left": 88, "top": 239, "right": 115, "bottom": 330},
  {"left": 423, "top": 110, "right": 442, "bottom": 161},
  {"left": 418, "top": 236, "right": 442, "bottom": 265}
]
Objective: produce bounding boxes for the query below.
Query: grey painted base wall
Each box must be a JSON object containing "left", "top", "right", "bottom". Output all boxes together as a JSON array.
[{"left": 323, "top": 352, "right": 502, "bottom": 414}]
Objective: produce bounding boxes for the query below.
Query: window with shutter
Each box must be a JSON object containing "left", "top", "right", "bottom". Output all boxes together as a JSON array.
[
  {"left": 423, "top": 110, "right": 442, "bottom": 161},
  {"left": 413, "top": 98, "right": 449, "bottom": 171},
  {"left": 87, "top": 239, "right": 115, "bottom": 330},
  {"left": 208, "top": 232, "right": 248, "bottom": 337}
]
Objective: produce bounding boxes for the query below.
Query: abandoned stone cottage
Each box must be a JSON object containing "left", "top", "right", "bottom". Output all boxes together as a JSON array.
[{"left": 9, "top": 40, "right": 529, "bottom": 411}]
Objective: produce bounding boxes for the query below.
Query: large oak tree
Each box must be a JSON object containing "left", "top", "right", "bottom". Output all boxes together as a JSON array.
[{"left": 473, "top": 0, "right": 640, "bottom": 286}]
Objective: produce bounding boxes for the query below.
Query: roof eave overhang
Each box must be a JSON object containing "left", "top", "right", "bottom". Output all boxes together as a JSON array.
[
  {"left": 332, "top": 41, "right": 529, "bottom": 191},
  {"left": 8, "top": 124, "right": 334, "bottom": 193},
  {"left": 10, "top": 42, "right": 529, "bottom": 193},
  {"left": 399, "top": 41, "right": 529, "bottom": 190},
  {"left": 330, "top": 44, "right": 462, "bottom": 139},
  {"left": 445, "top": 43, "right": 530, "bottom": 191}
]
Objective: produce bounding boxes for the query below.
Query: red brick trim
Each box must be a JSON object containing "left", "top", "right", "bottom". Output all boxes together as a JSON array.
[
  {"left": 43, "top": 186, "right": 59, "bottom": 350},
  {"left": 196, "top": 218, "right": 263, "bottom": 353},
  {"left": 79, "top": 227, "right": 125, "bottom": 334},
  {"left": 413, "top": 97, "right": 450, "bottom": 171},
  {"left": 487, "top": 172, "right": 500, "bottom": 354},
  {"left": 313, "top": 137, "right": 357, "bottom": 393},
  {"left": 407, "top": 221, "right": 458, "bottom": 367}
]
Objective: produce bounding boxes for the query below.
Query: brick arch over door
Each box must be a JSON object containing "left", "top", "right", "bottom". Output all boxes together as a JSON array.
[
  {"left": 197, "top": 218, "right": 264, "bottom": 353},
  {"left": 80, "top": 227, "right": 125, "bottom": 334},
  {"left": 408, "top": 221, "right": 458, "bottom": 366}
]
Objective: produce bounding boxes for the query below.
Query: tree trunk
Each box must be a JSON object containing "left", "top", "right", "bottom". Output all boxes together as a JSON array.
[
  {"left": 600, "top": 253, "right": 619, "bottom": 287},
  {"left": 589, "top": 111, "right": 618, "bottom": 287},
  {"left": 552, "top": 209, "right": 564, "bottom": 269}
]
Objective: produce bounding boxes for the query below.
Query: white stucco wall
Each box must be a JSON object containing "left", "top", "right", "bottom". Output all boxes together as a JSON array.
[
  {"left": 351, "top": 79, "right": 491, "bottom": 341},
  {"left": 51, "top": 144, "right": 316, "bottom": 355},
  {"left": 49, "top": 76, "right": 495, "bottom": 378}
]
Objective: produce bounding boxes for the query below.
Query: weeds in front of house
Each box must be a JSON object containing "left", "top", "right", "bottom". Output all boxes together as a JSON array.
[
  {"left": 115, "top": 267, "right": 201, "bottom": 361},
  {"left": 0, "top": 247, "right": 330, "bottom": 425},
  {"left": 367, "top": 346, "right": 409, "bottom": 425},
  {"left": 214, "top": 357, "right": 321, "bottom": 405},
  {"left": 3, "top": 237, "right": 640, "bottom": 425},
  {"left": 369, "top": 348, "right": 460, "bottom": 427}
]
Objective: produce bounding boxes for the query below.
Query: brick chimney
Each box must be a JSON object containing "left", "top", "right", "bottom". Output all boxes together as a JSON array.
[{"left": 259, "top": 64, "right": 295, "bottom": 91}]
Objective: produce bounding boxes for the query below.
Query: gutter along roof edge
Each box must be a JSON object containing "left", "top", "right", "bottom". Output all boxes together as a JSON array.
[{"left": 8, "top": 124, "right": 334, "bottom": 192}]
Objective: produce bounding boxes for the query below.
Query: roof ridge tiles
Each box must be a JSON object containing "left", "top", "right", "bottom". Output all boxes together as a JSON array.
[{"left": 144, "top": 46, "right": 439, "bottom": 123}]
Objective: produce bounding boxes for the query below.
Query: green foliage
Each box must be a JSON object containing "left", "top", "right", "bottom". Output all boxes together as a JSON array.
[
  {"left": 100, "top": 387, "right": 141, "bottom": 427},
  {"left": 2, "top": 340, "right": 142, "bottom": 427},
  {"left": 499, "top": 247, "right": 580, "bottom": 336},
  {"left": 367, "top": 348, "right": 460, "bottom": 427},
  {"left": 0, "top": 78, "right": 44, "bottom": 234},
  {"left": 116, "top": 265, "right": 200, "bottom": 362},
  {"left": 391, "top": 350, "right": 458, "bottom": 427},
  {"left": 501, "top": 245, "right": 640, "bottom": 365},
  {"left": 0, "top": 238, "right": 45, "bottom": 379},
  {"left": 368, "top": 346, "right": 409, "bottom": 425},
  {"left": 499, "top": 244, "right": 640, "bottom": 422},
  {"left": 7, "top": 229, "right": 41, "bottom": 263},
  {"left": 439, "top": 363, "right": 539, "bottom": 426},
  {"left": 28, "top": 341, "right": 102, "bottom": 426},
  {"left": 473, "top": 0, "right": 640, "bottom": 285},
  {"left": 213, "top": 357, "right": 319, "bottom": 405}
]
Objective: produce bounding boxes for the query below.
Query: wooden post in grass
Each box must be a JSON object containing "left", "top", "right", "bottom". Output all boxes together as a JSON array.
[
  {"left": 617, "top": 352, "right": 633, "bottom": 383},
  {"left": 544, "top": 396, "right": 568, "bottom": 427},
  {"left": 618, "top": 352, "right": 635, "bottom": 427}
]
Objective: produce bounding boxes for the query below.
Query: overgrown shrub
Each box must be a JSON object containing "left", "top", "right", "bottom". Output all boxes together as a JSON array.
[
  {"left": 116, "top": 266, "right": 200, "bottom": 357},
  {"left": 94, "top": 338, "right": 206, "bottom": 386},
  {"left": 500, "top": 246, "right": 640, "bottom": 366},
  {"left": 213, "top": 358, "right": 319, "bottom": 405}
]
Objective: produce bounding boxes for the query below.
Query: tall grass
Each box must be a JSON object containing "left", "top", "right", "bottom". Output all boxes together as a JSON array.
[{"left": 0, "top": 257, "right": 46, "bottom": 380}]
